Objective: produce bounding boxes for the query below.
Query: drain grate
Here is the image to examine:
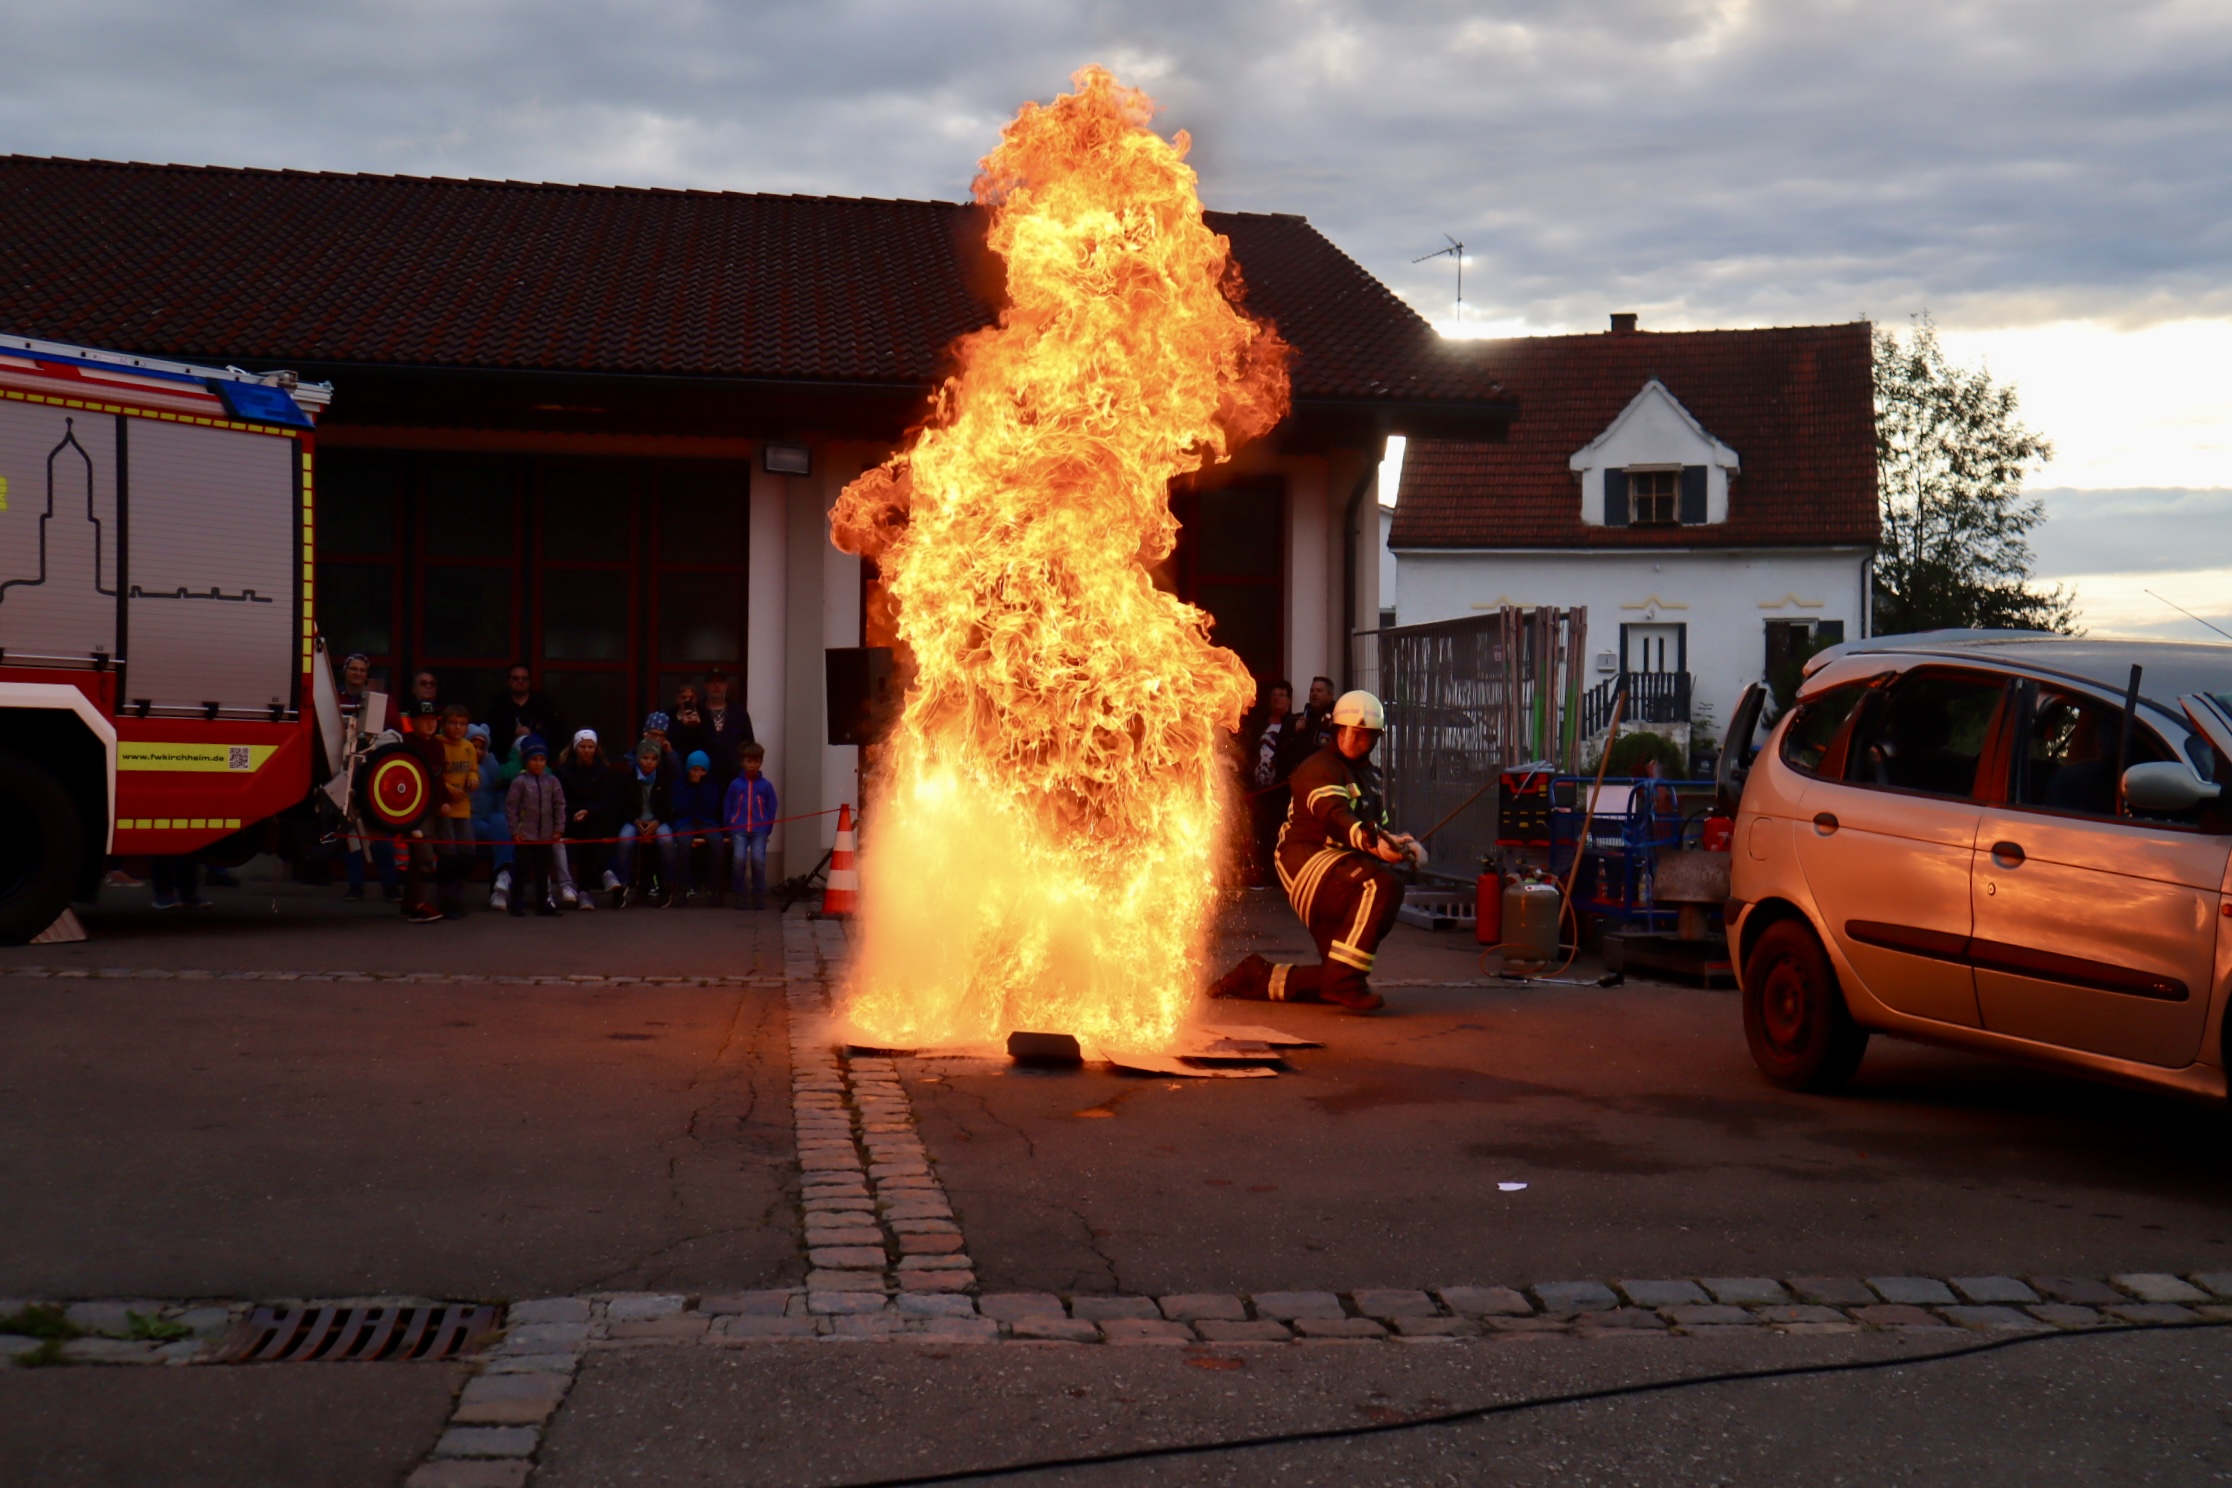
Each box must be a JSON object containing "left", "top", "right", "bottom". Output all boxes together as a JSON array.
[{"left": 212, "top": 1303, "right": 501, "bottom": 1364}]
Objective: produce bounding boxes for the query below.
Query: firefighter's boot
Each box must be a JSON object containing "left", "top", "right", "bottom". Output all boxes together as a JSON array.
[{"left": 1207, "top": 953, "right": 1274, "bottom": 1001}]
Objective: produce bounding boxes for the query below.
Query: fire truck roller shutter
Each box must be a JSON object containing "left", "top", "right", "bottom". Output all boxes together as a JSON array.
[
  {"left": 122, "top": 419, "right": 298, "bottom": 716},
  {"left": 0, "top": 400, "right": 120, "bottom": 666}
]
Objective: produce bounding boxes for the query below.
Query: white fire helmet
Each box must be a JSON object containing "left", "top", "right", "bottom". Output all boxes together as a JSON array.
[{"left": 1331, "top": 690, "right": 1386, "bottom": 729}]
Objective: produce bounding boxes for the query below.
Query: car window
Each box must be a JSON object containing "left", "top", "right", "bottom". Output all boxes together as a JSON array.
[
  {"left": 2016, "top": 690, "right": 2171, "bottom": 818},
  {"left": 1843, "top": 671, "right": 2003, "bottom": 799},
  {"left": 2182, "top": 729, "right": 2221, "bottom": 783},
  {"left": 1779, "top": 681, "right": 1871, "bottom": 776}
]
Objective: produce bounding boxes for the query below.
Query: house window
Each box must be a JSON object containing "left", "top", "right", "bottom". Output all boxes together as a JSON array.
[
  {"left": 1629, "top": 470, "right": 1678, "bottom": 526},
  {"left": 1764, "top": 618, "right": 1846, "bottom": 680}
]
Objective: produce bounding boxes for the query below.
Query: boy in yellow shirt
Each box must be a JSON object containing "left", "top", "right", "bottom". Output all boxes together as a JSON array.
[{"left": 434, "top": 704, "right": 479, "bottom": 919}]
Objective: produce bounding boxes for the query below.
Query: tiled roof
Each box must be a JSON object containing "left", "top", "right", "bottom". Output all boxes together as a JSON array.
[
  {"left": 0, "top": 155, "right": 1503, "bottom": 408},
  {"left": 1391, "top": 323, "right": 1878, "bottom": 549}
]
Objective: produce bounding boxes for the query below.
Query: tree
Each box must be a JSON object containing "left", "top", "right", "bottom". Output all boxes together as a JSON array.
[{"left": 1872, "top": 314, "right": 2076, "bottom": 635}]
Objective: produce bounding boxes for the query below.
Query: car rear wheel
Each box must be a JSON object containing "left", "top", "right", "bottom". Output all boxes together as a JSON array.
[
  {"left": 1743, "top": 918, "right": 1869, "bottom": 1092},
  {"left": 0, "top": 751, "right": 84, "bottom": 945}
]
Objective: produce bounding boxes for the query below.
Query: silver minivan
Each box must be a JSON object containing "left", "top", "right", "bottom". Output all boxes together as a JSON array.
[{"left": 1720, "top": 631, "right": 2232, "bottom": 1098}]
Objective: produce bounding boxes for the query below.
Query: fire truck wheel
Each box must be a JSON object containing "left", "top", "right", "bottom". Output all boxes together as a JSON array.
[
  {"left": 357, "top": 743, "right": 436, "bottom": 835},
  {"left": 0, "top": 751, "right": 84, "bottom": 945}
]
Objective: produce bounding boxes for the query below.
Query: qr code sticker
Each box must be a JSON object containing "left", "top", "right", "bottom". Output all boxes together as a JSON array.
[{"left": 228, "top": 746, "right": 252, "bottom": 771}]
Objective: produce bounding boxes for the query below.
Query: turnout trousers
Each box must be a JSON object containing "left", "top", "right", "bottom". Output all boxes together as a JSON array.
[{"left": 1268, "top": 841, "right": 1406, "bottom": 1005}]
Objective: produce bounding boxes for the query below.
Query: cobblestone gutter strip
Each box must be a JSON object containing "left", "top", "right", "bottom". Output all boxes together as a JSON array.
[
  {"left": 400, "top": 1299, "right": 588, "bottom": 1488},
  {"left": 501, "top": 1271, "right": 2232, "bottom": 1350},
  {"left": 14, "top": 1272, "right": 2230, "bottom": 1373},
  {"left": 0, "top": 1299, "right": 239, "bottom": 1365},
  {"left": 0, "top": 966, "right": 782, "bottom": 987},
  {"left": 782, "top": 914, "right": 989, "bottom": 1342}
]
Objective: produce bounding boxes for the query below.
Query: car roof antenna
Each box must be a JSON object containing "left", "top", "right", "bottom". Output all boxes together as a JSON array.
[{"left": 2145, "top": 588, "right": 2232, "bottom": 642}]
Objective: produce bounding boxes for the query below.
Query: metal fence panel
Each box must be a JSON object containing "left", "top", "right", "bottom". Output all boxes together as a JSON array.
[
  {"left": 1378, "top": 607, "right": 1588, "bottom": 882},
  {"left": 1379, "top": 614, "right": 1504, "bottom": 881}
]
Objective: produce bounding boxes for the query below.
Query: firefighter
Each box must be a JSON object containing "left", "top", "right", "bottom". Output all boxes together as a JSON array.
[{"left": 1209, "top": 690, "right": 1419, "bottom": 1012}]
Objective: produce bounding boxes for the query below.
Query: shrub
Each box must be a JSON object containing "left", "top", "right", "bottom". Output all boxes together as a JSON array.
[{"left": 1599, "top": 731, "right": 1686, "bottom": 779}]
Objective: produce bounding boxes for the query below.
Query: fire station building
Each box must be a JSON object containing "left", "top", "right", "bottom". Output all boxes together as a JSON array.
[{"left": 0, "top": 156, "right": 1512, "bottom": 874}]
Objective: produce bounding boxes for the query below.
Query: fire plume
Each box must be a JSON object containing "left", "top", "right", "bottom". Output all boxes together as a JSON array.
[{"left": 829, "top": 66, "right": 1290, "bottom": 1051}]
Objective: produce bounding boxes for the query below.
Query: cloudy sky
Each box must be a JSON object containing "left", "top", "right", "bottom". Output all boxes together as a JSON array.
[{"left": 3, "top": 0, "right": 2225, "bottom": 635}]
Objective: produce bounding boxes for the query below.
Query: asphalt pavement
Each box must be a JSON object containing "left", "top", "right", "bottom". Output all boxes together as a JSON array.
[
  {"left": 534, "top": 1325, "right": 2232, "bottom": 1487},
  {"left": 0, "top": 874, "right": 797, "bottom": 1300},
  {"left": 911, "top": 892, "right": 2232, "bottom": 1295},
  {"left": 0, "top": 1360, "right": 466, "bottom": 1488},
  {"left": 4, "top": 866, "right": 2231, "bottom": 1484}
]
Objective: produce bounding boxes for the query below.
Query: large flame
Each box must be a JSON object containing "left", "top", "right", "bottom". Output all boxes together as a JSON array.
[{"left": 829, "top": 66, "right": 1291, "bottom": 1051}]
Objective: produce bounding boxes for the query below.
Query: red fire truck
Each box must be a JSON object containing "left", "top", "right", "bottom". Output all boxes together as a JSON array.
[{"left": 0, "top": 332, "right": 399, "bottom": 943}]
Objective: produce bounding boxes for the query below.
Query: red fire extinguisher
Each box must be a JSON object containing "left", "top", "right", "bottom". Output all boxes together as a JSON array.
[
  {"left": 1476, "top": 864, "right": 1504, "bottom": 946},
  {"left": 1700, "top": 814, "right": 1734, "bottom": 852}
]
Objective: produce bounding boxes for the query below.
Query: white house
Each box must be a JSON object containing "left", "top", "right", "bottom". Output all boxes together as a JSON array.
[{"left": 1388, "top": 317, "right": 1878, "bottom": 760}]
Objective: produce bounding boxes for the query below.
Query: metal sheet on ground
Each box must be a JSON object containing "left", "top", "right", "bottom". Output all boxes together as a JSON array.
[
  {"left": 1093, "top": 1048, "right": 1278, "bottom": 1078},
  {"left": 1200, "top": 1023, "right": 1324, "bottom": 1047}
]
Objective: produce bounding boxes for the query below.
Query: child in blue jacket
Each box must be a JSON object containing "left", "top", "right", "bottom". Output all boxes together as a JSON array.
[
  {"left": 722, "top": 742, "right": 778, "bottom": 910},
  {"left": 670, "top": 749, "right": 727, "bottom": 903}
]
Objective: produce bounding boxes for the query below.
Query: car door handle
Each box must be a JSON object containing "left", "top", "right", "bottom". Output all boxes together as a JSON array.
[
  {"left": 1812, "top": 812, "right": 1839, "bottom": 835},
  {"left": 1991, "top": 840, "right": 2025, "bottom": 867}
]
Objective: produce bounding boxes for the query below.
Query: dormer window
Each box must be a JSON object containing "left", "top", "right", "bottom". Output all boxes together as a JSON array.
[
  {"left": 1571, "top": 378, "right": 1741, "bottom": 531},
  {"left": 1628, "top": 469, "right": 1679, "bottom": 526}
]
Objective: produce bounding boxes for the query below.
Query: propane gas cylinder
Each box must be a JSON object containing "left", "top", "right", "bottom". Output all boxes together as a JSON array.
[{"left": 1502, "top": 876, "right": 1562, "bottom": 970}]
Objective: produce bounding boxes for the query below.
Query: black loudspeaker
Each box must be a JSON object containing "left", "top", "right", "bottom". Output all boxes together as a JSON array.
[{"left": 825, "top": 647, "right": 895, "bottom": 746}]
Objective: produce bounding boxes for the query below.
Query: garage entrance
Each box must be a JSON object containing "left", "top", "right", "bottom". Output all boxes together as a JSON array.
[{"left": 315, "top": 451, "right": 750, "bottom": 747}]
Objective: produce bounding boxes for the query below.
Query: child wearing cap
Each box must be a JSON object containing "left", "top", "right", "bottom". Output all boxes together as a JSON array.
[
  {"left": 615, "top": 736, "right": 679, "bottom": 907},
  {"left": 722, "top": 742, "right": 778, "bottom": 910},
  {"left": 640, "top": 712, "right": 678, "bottom": 776},
  {"left": 556, "top": 729, "right": 614, "bottom": 910},
  {"left": 466, "top": 723, "right": 517, "bottom": 911},
  {"left": 669, "top": 748, "right": 726, "bottom": 904},
  {"left": 399, "top": 699, "right": 449, "bottom": 924},
  {"left": 504, "top": 735, "right": 566, "bottom": 916}
]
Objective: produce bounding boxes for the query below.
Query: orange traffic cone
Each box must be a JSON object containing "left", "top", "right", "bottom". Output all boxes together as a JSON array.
[{"left": 820, "top": 804, "right": 859, "bottom": 916}]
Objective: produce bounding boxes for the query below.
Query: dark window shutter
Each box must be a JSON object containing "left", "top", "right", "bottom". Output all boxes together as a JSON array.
[
  {"left": 1679, "top": 465, "right": 1708, "bottom": 524},
  {"left": 1603, "top": 468, "right": 1629, "bottom": 526},
  {"left": 1816, "top": 620, "right": 1846, "bottom": 645}
]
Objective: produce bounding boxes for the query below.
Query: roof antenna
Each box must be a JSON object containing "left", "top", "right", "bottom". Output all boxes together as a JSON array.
[
  {"left": 1412, "top": 235, "right": 1465, "bottom": 315},
  {"left": 2145, "top": 588, "right": 2232, "bottom": 641}
]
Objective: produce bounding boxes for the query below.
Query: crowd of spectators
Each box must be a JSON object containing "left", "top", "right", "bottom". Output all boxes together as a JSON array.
[
  {"left": 337, "top": 657, "right": 779, "bottom": 923},
  {"left": 1234, "top": 675, "right": 1337, "bottom": 883}
]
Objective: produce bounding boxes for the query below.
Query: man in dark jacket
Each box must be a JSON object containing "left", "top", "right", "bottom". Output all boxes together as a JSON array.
[
  {"left": 1281, "top": 675, "right": 1338, "bottom": 778},
  {"left": 486, "top": 664, "right": 564, "bottom": 751},
  {"left": 1210, "top": 690, "right": 1419, "bottom": 1011},
  {"left": 696, "top": 670, "right": 755, "bottom": 781}
]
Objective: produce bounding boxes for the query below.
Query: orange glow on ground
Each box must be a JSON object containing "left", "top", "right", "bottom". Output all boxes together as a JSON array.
[{"left": 829, "top": 65, "right": 1290, "bottom": 1051}]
